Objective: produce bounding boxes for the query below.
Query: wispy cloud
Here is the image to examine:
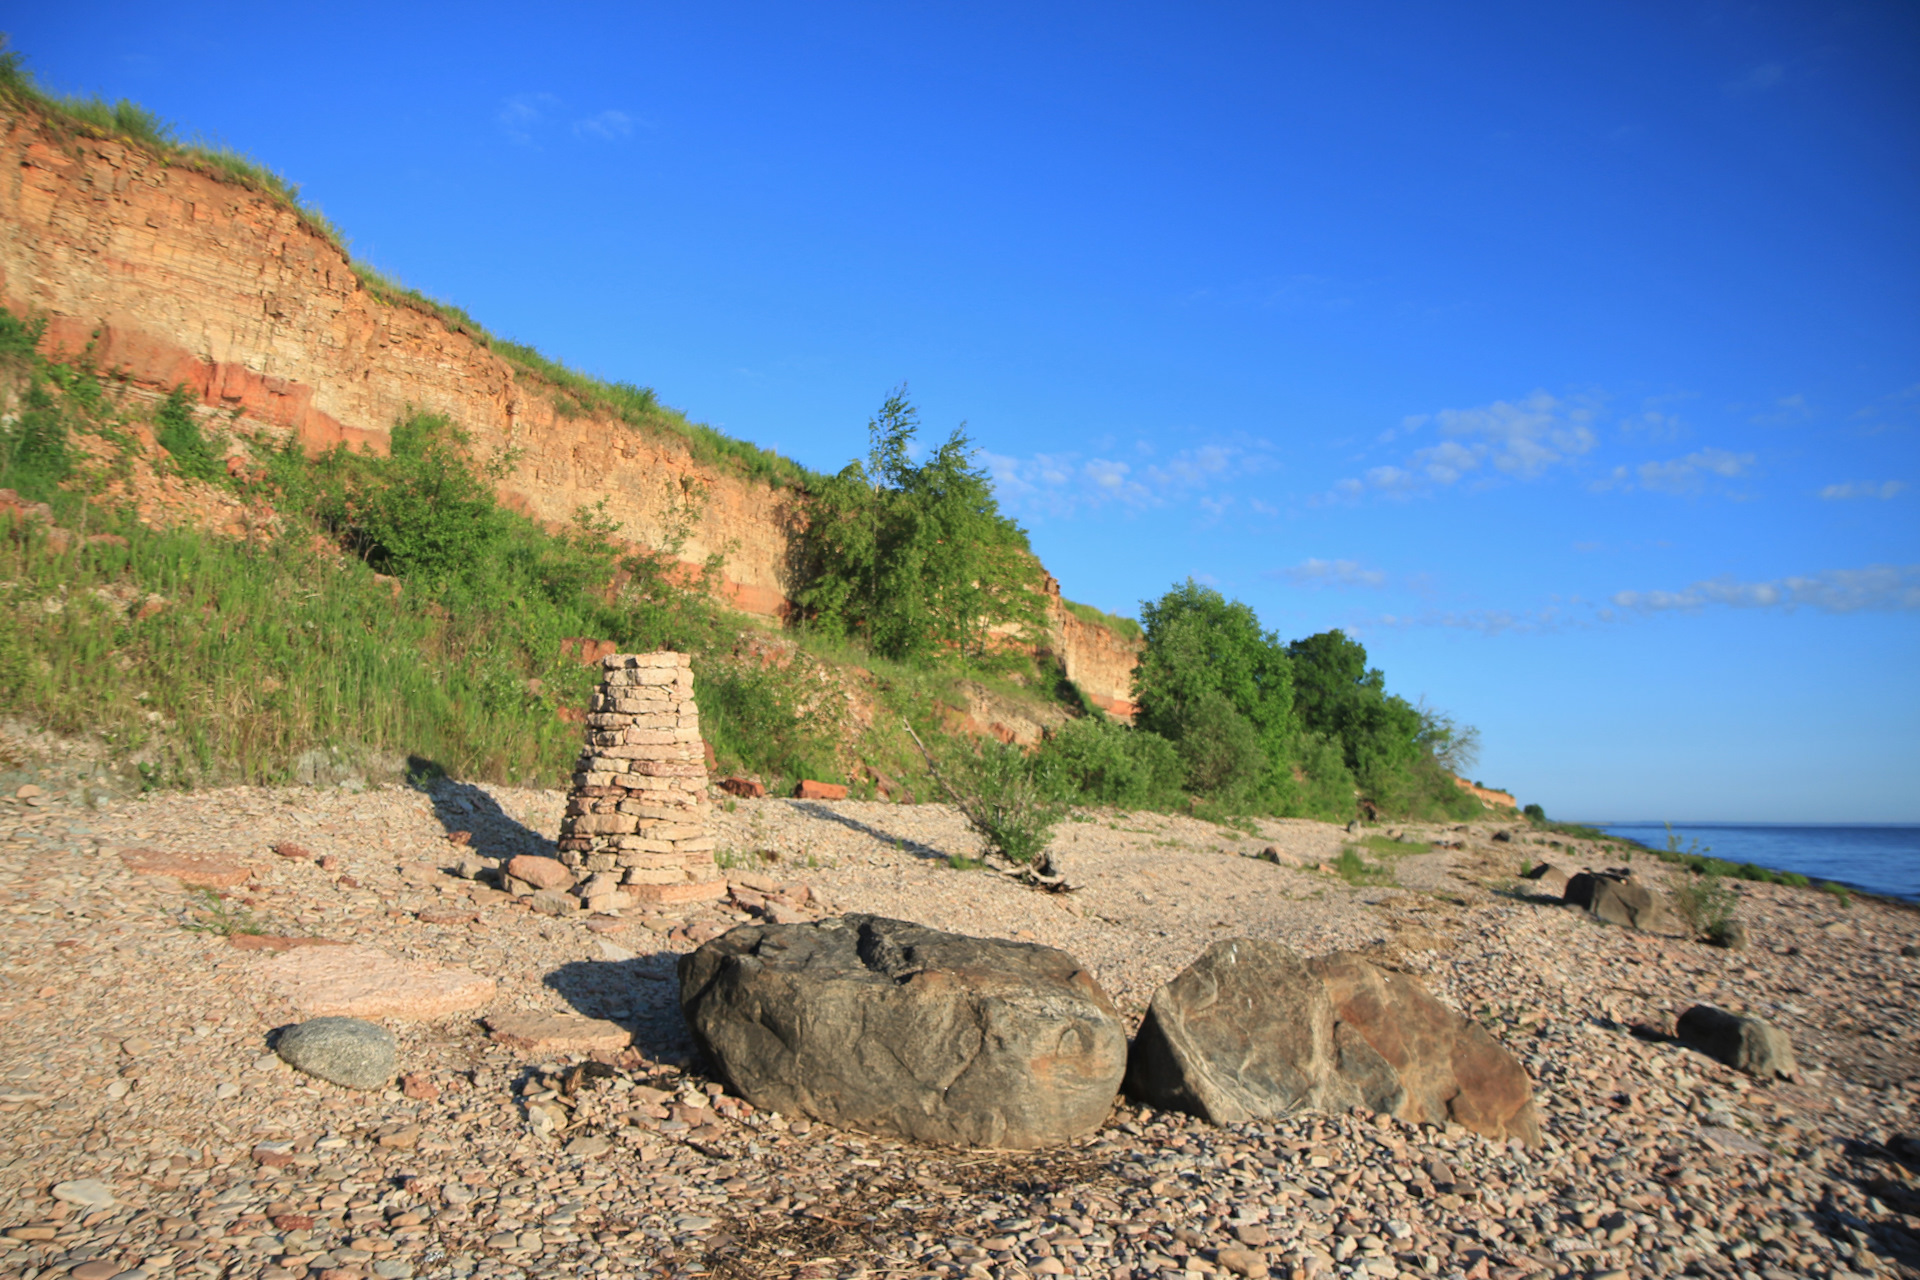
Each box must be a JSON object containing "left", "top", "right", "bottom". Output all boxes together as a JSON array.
[
  {"left": 1323, "top": 391, "right": 1597, "bottom": 502},
  {"left": 984, "top": 440, "right": 1274, "bottom": 519},
  {"left": 1362, "top": 605, "right": 1577, "bottom": 636},
  {"left": 1818, "top": 480, "right": 1907, "bottom": 501},
  {"left": 1591, "top": 447, "right": 1755, "bottom": 495},
  {"left": 1725, "top": 62, "right": 1786, "bottom": 95},
  {"left": 497, "top": 93, "right": 563, "bottom": 145},
  {"left": 1854, "top": 383, "right": 1920, "bottom": 435},
  {"left": 1612, "top": 565, "right": 1920, "bottom": 614},
  {"left": 498, "top": 94, "right": 637, "bottom": 146},
  {"left": 574, "top": 110, "right": 634, "bottom": 141},
  {"left": 1749, "top": 393, "right": 1813, "bottom": 427},
  {"left": 1270, "top": 558, "right": 1388, "bottom": 589}
]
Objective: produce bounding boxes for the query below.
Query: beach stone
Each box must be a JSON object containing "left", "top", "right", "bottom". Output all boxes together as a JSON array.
[
  {"left": 1564, "top": 870, "right": 1676, "bottom": 932},
  {"left": 528, "top": 889, "right": 579, "bottom": 917},
  {"left": 452, "top": 853, "right": 490, "bottom": 880},
  {"left": 1126, "top": 939, "right": 1539, "bottom": 1144},
  {"left": 264, "top": 943, "right": 496, "bottom": 1019},
  {"left": 505, "top": 855, "right": 573, "bottom": 890},
  {"left": 1676, "top": 1005, "right": 1799, "bottom": 1080},
  {"left": 275, "top": 1017, "right": 397, "bottom": 1089},
  {"left": 486, "top": 1012, "right": 633, "bottom": 1054},
  {"left": 1522, "top": 862, "right": 1572, "bottom": 896},
  {"left": 117, "top": 847, "right": 252, "bottom": 888},
  {"left": 51, "top": 1177, "right": 115, "bottom": 1208},
  {"left": 680, "top": 914, "right": 1127, "bottom": 1148}
]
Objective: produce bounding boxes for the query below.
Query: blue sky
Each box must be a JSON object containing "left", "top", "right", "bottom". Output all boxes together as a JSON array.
[{"left": 14, "top": 2, "right": 1918, "bottom": 822}]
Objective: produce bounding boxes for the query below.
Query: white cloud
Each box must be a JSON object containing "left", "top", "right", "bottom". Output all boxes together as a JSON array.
[
  {"left": 497, "top": 92, "right": 560, "bottom": 145},
  {"left": 1592, "top": 447, "right": 1755, "bottom": 495},
  {"left": 984, "top": 439, "right": 1273, "bottom": 519},
  {"left": 574, "top": 110, "right": 634, "bottom": 141},
  {"left": 1819, "top": 480, "right": 1908, "bottom": 501},
  {"left": 1362, "top": 605, "right": 1574, "bottom": 635},
  {"left": 1326, "top": 390, "right": 1597, "bottom": 501},
  {"left": 1611, "top": 565, "right": 1920, "bottom": 614},
  {"left": 1272, "top": 558, "right": 1389, "bottom": 589}
]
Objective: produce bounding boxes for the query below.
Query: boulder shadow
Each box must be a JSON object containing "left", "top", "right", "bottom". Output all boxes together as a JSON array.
[
  {"left": 788, "top": 800, "right": 953, "bottom": 863},
  {"left": 408, "top": 758, "right": 557, "bottom": 866},
  {"left": 544, "top": 951, "right": 699, "bottom": 1066}
]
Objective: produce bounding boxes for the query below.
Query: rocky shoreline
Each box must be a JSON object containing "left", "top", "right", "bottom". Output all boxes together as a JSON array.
[{"left": 1, "top": 773, "right": 1916, "bottom": 1280}]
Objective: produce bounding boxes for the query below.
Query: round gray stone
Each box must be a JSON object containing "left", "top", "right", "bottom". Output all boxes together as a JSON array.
[{"left": 275, "top": 1017, "right": 397, "bottom": 1090}]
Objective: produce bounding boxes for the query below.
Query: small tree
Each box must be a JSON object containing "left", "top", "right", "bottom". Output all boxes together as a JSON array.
[{"left": 796, "top": 387, "right": 1044, "bottom": 664}]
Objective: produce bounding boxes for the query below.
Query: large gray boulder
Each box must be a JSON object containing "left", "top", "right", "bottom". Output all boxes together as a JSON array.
[
  {"left": 274, "top": 1017, "right": 396, "bottom": 1090},
  {"left": 1564, "top": 869, "right": 1677, "bottom": 933},
  {"left": 1677, "top": 1005, "right": 1799, "bottom": 1080},
  {"left": 1125, "top": 939, "right": 1539, "bottom": 1145},
  {"left": 678, "top": 914, "right": 1127, "bottom": 1148}
]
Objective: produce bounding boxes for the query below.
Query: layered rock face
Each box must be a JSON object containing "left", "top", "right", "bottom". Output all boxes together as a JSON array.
[
  {"left": 679, "top": 914, "right": 1128, "bottom": 1149},
  {"left": 0, "top": 108, "right": 1147, "bottom": 718},
  {"left": 1125, "top": 939, "right": 1539, "bottom": 1145},
  {"left": 556, "top": 652, "right": 722, "bottom": 905}
]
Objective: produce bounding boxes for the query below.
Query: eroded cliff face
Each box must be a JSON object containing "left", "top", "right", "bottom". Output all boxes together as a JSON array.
[{"left": 0, "top": 107, "right": 1139, "bottom": 711}]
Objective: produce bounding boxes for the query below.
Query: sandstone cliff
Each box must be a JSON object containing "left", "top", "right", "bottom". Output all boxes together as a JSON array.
[{"left": 0, "top": 105, "right": 1141, "bottom": 712}]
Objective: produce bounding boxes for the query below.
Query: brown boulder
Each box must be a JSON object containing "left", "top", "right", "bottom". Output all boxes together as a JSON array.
[
  {"left": 681, "top": 914, "right": 1127, "bottom": 1148},
  {"left": 1125, "top": 939, "right": 1539, "bottom": 1145},
  {"left": 718, "top": 776, "right": 766, "bottom": 799},
  {"left": 1564, "top": 870, "right": 1676, "bottom": 932},
  {"left": 505, "top": 855, "right": 574, "bottom": 891},
  {"left": 794, "top": 779, "right": 848, "bottom": 800}
]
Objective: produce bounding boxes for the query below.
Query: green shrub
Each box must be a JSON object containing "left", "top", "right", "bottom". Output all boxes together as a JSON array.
[
  {"left": 1671, "top": 871, "right": 1738, "bottom": 939},
  {"left": 154, "top": 385, "right": 224, "bottom": 483},
  {"left": 1523, "top": 802, "right": 1546, "bottom": 822},
  {"left": 699, "top": 665, "right": 838, "bottom": 789},
  {"left": 1036, "top": 715, "right": 1182, "bottom": 809},
  {"left": 0, "top": 377, "right": 72, "bottom": 499},
  {"left": 1061, "top": 598, "right": 1143, "bottom": 640}
]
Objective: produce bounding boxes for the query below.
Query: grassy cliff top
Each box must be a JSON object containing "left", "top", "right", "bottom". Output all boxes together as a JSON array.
[{"left": 0, "top": 42, "right": 820, "bottom": 491}]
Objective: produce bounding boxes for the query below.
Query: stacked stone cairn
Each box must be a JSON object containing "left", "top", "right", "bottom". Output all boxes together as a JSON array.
[{"left": 557, "top": 652, "right": 724, "bottom": 905}]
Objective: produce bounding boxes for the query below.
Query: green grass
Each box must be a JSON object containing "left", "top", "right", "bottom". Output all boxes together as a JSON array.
[
  {"left": 1329, "top": 847, "right": 1395, "bottom": 886},
  {"left": 179, "top": 889, "right": 268, "bottom": 936},
  {"left": 1060, "top": 598, "right": 1143, "bottom": 641}
]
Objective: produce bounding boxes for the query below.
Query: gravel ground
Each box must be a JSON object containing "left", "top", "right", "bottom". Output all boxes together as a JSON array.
[{"left": 1, "top": 768, "right": 1917, "bottom": 1280}]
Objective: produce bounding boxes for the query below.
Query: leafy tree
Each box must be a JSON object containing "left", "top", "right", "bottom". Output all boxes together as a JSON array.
[
  {"left": 1131, "top": 579, "right": 1297, "bottom": 800},
  {"left": 796, "top": 387, "right": 1043, "bottom": 663},
  {"left": 1286, "top": 629, "right": 1476, "bottom": 818}
]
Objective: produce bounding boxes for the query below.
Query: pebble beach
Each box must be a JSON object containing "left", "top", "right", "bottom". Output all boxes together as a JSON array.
[{"left": 2, "top": 767, "right": 1917, "bottom": 1280}]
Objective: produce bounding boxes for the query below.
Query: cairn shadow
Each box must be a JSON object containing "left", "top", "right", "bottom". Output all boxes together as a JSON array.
[
  {"left": 408, "top": 757, "right": 557, "bottom": 866},
  {"left": 544, "top": 952, "right": 700, "bottom": 1067},
  {"left": 787, "top": 800, "right": 952, "bottom": 864}
]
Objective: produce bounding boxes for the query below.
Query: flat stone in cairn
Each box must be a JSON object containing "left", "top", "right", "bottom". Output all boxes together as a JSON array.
[
  {"left": 556, "top": 651, "right": 723, "bottom": 905},
  {"left": 263, "top": 943, "right": 496, "bottom": 1019}
]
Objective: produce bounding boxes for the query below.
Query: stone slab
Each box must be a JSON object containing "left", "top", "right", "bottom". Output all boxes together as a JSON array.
[
  {"left": 118, "top": 847, "right": 253, "bottom": 888},
  {"left": 264, "top": 943, "right": 495, "bottom": 1020},
  {"left": 486, "top": 1012, "right": 634, "bottom": 1054}
]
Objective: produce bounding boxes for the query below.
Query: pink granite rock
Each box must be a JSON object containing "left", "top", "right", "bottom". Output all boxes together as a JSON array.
[{"left": 264, "top": 944, "right": 495, "bottom": 1020}]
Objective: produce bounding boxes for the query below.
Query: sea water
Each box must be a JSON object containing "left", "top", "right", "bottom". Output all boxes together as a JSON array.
[{"left": 1592, "top": 822, "right": 1920, "bottom": 902}]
